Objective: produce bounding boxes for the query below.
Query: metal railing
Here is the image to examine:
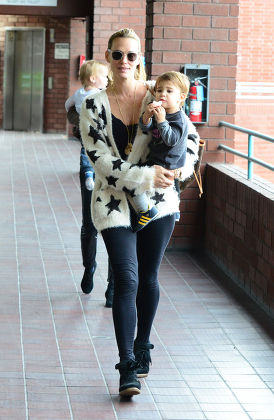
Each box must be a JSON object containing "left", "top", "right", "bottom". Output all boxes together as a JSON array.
[{"left": 218, "top": 121, "right": 274, "bottom": 180}]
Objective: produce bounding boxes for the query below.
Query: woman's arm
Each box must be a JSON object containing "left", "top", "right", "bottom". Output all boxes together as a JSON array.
[{"left": 80, "top": 94, "right": 157, "bottom": 196}]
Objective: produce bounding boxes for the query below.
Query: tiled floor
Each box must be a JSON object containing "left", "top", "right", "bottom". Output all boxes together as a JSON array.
[{"left": 0, "top": 130, "right": 274, "bottom": 420}]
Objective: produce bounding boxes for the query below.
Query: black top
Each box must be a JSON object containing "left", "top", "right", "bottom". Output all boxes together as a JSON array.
[{"left": 112, "top": 114, "right": 137, "bottom": 161}]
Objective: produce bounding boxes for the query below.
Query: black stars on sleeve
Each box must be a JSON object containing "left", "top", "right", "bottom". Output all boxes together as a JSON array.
[
  {"left": 92, "top": 118, "right": 104, "bottom": 131},
  {"left": 98, "top": 105, "right": 107, "bottom": 127},
  {"left": 122, "top": 186, "right": 136, "bottom": 198},
  {"left": 151, "top": 192, "right": 165, "bottom": 205},
  {"left": 88, "top": 125, "right": 105, "bottom": 144},
  {"left": 106, "top": 175, "right": 119, "bottom": 187},
  {"left": 105, "top": 195, "right": 121, "bottom": 215},
  {"left": 112, "top": 159, "right": 123, "bottom": 171},
  {"left": 86, "top": 98, "right": 96, "bottom": 112},
  {"left": 86, "top": 150, "right": 100, "bottom": 163}
]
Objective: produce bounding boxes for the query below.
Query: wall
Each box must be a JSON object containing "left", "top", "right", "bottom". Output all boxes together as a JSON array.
[
  {"left": 67, "top": 18, "right": 87, "bottom": 136},
  {"left": 92, "top": 0, "right": 147, "bottom": 60},
  {"left": 235, "top": 0, "right": 274, "bottom": 183},
  {"left": 205, "top": 163, "right": 274, "bottom": 317},
  {"left": 146, "top": 0, "right": 239, "bottom": 249}
]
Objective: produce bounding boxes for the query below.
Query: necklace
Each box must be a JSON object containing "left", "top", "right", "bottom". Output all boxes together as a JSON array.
[{"left": 113, "top": 84, "right": 137, "bottom": 156}]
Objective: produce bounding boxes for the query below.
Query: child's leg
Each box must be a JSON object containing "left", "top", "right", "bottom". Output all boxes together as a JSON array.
[
  {"left": 132, "top": 192, "right": 150, "bottom": 212},
  {"left": 132, "top": 193, "right": 158, "bottom": 232},
  {"left": 174, "top": 178, "right": 181, "bottom": 222}
]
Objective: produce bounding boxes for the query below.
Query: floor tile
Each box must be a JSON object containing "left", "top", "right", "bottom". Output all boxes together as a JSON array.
[{"left": 1, "top": 131, "right": 274, "bottom": 420}]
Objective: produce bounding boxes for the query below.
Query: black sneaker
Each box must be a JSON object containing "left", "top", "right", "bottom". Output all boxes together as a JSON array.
[
  {"left": 134, "top": 342, "right": 154, "bottom": 378},
  {"left": 115, "top": 360, "right": 141, "bottom": 397},
  {"left": 133, "top": 207, "right": 158, "bottom": 232},
  {"left": 81, "top": 262, "right": 97, "bottom": 294}
]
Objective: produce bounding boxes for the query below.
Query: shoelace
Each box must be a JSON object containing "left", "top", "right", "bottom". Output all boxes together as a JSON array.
[
  {"left": 115, "top": 360, "right": 137, "bottom": 371},
  {"left": 135, "top": 350, "right": 151, "bottom": 368},
  {"left": 135, "top": 343, "right": 154, "bottom": 367}
]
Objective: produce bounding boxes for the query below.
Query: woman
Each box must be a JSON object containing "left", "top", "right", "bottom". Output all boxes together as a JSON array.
[{"left": 80, "top": 28, "right": 199, "bottom": 397}]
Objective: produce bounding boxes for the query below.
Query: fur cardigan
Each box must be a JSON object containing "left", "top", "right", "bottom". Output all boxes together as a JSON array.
[{"left": 80, "top": 85, "right": 199, "bottom": 232}]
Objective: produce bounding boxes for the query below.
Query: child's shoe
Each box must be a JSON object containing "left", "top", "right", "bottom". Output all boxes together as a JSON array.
[
  {"left": 85, "top": 171, "right": 94, "bottom": 191},
  {"left": 133, "top": 206, "right": 158, "bottom": 232}
]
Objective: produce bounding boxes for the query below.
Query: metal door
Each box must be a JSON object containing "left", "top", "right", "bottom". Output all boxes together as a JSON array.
[{"left": 3, "top": 29, "right": 45, "bottom": 131}]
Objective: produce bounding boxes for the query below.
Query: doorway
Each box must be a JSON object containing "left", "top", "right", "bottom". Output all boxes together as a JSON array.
[{"left": 3, "top": 28, "right": 45, "bottom": 131}]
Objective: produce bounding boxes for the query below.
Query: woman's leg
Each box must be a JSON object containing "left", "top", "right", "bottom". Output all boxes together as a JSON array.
[
  {"left": 135, "top": 214, "right": 176, "bottom": 343},
  {"left": 101, "top": 227, "right": 138, "bottom": 361}
]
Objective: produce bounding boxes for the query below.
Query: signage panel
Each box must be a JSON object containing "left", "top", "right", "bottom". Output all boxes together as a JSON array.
[
  {"left": 0, "top": 1, "right": 57, "bottom": 6},
  {"left": 54, "top": 43, "right": 69, "bottom": 59}
]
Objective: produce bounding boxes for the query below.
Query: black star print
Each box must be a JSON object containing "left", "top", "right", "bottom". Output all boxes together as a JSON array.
[
  {"left": 187, "top": 147, "right": 195, "bottom": 155},
  {"left": 98, "top": 106, "right": 107, "bottom": 126},
  {"left": 88, "top": 125, "right": 105, "bottom": 144},
  {"left": 151, "top": 192, "right": 165, "bottom": 205},
  {"left": 92, "top": 118, "right": 104, "bottom": 131},
  {"left": 188, "top": 134, "right": 197, "bottom": 142},
  {"left": 87, "top": 150, "right": 99, "bottom": 163},
  {"left": 106, "top": 175, "right": 119, "bottom": 187},
  {"left": 112, "top": 159, "right": 123, "bottom": 171},
  {"left": 105, "top": 195, "right": 121, "bottom": 215},
  {"left": 96, "top": 197, "right": 102, "bottom": 202},
  {"left": 123, "top": 186, "right": 136, "bottom": 198},
  {"left": 86, "top": 98, "right": 96, "bottom": 112}
]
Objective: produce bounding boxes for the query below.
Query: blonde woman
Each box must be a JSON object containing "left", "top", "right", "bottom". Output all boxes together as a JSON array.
[{"left": 80, "top": 28, "right": 199, "bottom": 397}]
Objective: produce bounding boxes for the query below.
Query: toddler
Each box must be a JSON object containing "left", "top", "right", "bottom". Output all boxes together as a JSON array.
[
  {"left": 133, "top": 71, "right": 190, "bottom": 231},
  {"left": 65, "top": 60, "right": 108, "bottom": 191}
]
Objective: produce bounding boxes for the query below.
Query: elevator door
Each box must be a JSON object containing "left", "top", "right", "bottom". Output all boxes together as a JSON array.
[{"left": 3, "top": 29, "right": 45, "bottom": 131}]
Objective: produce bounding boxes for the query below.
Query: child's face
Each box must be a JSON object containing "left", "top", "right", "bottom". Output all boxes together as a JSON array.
[
  {"left": 155, "top": 80, "right": 185, "bottom": 114},
  {"left": 93, "top": 66, "right": 109, "bottom": 89}
]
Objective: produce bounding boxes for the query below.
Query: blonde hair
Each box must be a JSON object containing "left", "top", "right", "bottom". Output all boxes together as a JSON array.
[
  {"left": 155, "top": 71, "right": 190, "bottom": 105},
  {"left": 107, "top": 28, "right": 146, "bottom": 84},
  {"left": 79, "top": 60, "right": 108, "bottom": 87}
]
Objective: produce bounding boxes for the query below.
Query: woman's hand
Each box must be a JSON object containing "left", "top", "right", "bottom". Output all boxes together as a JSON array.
[{"left": 153, "top": 165, "right": 174, "bottom": 188}]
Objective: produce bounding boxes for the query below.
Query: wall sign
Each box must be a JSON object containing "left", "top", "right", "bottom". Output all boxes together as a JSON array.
[
  {"left": 54, "top": 43, "right": 69, "bottom": 60},
  {"left": 0, "top": 1, "right": 57, "bottom": 6}
]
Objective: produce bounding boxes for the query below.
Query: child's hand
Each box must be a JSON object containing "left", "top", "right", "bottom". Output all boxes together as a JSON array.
[
  {"left": 142, "top": 101, "right": 162, "bottom": 125},
  {"left": 153, "top": 106, "right": 166, "bottom": 123}
]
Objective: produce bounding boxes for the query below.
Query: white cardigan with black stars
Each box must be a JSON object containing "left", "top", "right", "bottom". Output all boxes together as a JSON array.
[{"left": 80, "top": 85, "right": 199, "bottom": 232}]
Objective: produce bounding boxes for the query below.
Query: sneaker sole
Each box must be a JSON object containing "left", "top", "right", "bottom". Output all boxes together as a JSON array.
[
  {"left": 119, "top": 387, "right": 141, "bottom": 397},
  {"left": 136, "top": 372, "right": 148, "bottom": 378}
]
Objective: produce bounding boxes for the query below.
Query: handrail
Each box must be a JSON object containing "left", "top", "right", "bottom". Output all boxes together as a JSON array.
[{"left": 218, "top": 121, "right": 274, "bottom": 180}]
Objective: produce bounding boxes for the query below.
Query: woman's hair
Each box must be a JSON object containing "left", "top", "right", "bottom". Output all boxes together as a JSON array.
[
  {"left": 107, "top": 28, "right": 146, "bottom": 83},
  {"left": 155, "top": 71, "right": 190, "bottom": 105},
  {"left": 79, "top": 60, "right": 108, "bottom": 87}
]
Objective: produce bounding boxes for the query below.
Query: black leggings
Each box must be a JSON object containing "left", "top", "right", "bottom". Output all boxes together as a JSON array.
[{"left": 101, "top": 214, "right": 175, "bottom": 361}]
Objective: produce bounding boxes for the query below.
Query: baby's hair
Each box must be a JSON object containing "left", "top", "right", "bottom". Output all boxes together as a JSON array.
[
  {"left": 155, "top": 71, "right": 190, "bottom": 98},
  {"left": 79, "top": 60, "right": 108, "bottom": 87}
]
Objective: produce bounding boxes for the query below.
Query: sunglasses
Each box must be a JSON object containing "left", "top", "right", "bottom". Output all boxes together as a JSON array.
[{"left": 108, "top": 49, "right": 139, "bottom": 62}]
